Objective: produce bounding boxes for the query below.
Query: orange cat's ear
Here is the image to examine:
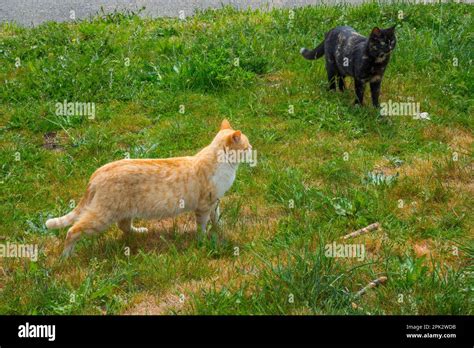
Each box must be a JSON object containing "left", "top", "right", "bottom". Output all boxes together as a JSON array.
[
  {"left": 220, "top": 119, "right": 232, "bottom": 130},
  {"left": 231, "top": 130, "right": 241, "bottom": 143}
]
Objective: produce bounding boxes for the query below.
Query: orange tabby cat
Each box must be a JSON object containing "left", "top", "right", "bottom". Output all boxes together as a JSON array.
[{"left": 46, "top": 119, "right": 251, "bottom": 258}]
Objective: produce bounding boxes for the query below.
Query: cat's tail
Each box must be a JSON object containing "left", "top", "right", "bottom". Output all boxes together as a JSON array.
[
  {"left": 45, "top": 185, "right": 94, "bottom": 229},
  {"left": 300, "top": 40, "right": 325, "bottom": 60}
]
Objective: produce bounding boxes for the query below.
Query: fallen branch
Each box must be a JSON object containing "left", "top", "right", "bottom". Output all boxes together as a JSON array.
[
  {"left": 355, "top": 276, "right": 387, "bottom": 297},
  {"left": 341, "top": 222, "right": 380, "bottom": 240}
]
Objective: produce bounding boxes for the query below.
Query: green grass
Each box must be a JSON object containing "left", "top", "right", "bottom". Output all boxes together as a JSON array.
[{"left": 0, "top": 2, "right": 473, "bottom": 315}]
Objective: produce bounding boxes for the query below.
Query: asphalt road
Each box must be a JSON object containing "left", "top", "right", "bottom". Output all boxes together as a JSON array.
[{"left": 0, "top": 0, "right": 368, "bottom": 26}]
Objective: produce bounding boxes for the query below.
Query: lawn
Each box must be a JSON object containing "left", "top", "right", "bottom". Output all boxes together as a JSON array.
[{"left": 0, "top": 2, "right": 472, "bottom": 315}]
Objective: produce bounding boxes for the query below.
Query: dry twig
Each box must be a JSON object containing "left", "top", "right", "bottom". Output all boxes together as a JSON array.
[
  {"left": 356, "top": 276, "right": 388, "bottom": 297},
  {"left": 341, "top": 222, "right": 380, "bottom": 240}
]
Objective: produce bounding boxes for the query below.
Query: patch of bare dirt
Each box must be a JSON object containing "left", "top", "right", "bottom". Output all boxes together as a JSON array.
[
  {"left": 413, "top": 239, "right": 433, "bottom": 258},
  {"left": 43, "top": 131, "right": 64, "bottom": 151},
  {"left": 123, "top": 293, "right": 164, "bottom": 315}
]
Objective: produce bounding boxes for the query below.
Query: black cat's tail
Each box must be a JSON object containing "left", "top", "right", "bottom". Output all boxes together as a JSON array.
[{"left": 300, "top": 40, "right": 325, "bottom": 60}]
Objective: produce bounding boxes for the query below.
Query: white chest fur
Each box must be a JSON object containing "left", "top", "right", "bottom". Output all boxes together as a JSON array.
[{"left": 211, "top": 162, "right": 238, "bottom": 198}]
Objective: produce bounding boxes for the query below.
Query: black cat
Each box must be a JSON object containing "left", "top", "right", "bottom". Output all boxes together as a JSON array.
[{"left": 301, "top": 26, "right": 396, "bottom": 107}]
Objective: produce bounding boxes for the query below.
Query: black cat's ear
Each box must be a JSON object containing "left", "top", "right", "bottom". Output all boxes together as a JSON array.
[
  {"left": 371, "top": 27, "right": 382, "bottom": 37},
  {"left": 386, "top": 25, "right": 396, "bottom": 34}
]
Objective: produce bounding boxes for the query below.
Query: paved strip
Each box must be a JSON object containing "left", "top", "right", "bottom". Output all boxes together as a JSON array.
[{"left": 0, "top": 0, "right": 377, "bottom": 27}]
